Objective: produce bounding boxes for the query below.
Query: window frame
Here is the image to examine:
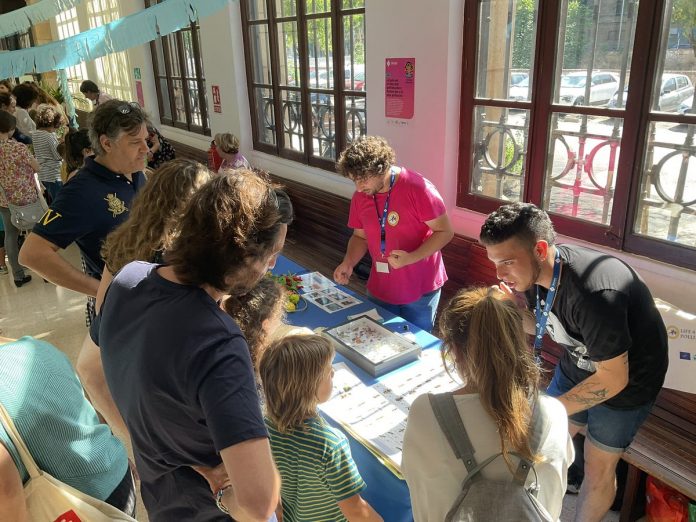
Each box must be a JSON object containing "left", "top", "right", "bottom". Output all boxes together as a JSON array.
[
  {"left": 456, "top": 0, "right": 696, "bottom": 271},
  {"left": 240, "top": 0, "right": 366, "bottom": 170},
  {"left": 145, "top": 0, "right": 210, "bottom": 136}
]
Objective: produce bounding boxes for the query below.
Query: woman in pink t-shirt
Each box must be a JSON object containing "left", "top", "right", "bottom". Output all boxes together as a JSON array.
[{"left": 333, "top": 136, "right": 454, "bottom": 332}]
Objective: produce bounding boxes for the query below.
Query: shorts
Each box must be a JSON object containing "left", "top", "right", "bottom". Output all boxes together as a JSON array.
[{"left": 547, "top": 365, "right": 654, "bottom": 453}]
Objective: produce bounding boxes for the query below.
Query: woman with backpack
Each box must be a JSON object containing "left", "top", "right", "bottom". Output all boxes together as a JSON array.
[{"left": 402, "top": 287, "right": 573, "bottom": 521}]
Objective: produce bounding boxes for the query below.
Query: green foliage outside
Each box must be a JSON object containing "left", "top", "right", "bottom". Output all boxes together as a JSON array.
[{"left": 672, "top": 0, "right": 696, "bottom": 58}]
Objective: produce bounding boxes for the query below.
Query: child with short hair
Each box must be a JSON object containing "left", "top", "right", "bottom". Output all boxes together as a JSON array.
[
  {"left": 259, "top": 334, "right": 383, "bottom": 522},
  {"left": 30, "top": 103, "right": 64, "bottom": 201}
]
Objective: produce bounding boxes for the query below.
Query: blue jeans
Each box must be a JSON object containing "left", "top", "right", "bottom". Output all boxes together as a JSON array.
[
  {"left": 367, "top": 288, "right": 441, "bottom": 333},
  {"left": 547, "top": 365, "right": 655, "bottom": 452},
  {"left": 43, "top": 180, "right": 62, "bottom": 202}
]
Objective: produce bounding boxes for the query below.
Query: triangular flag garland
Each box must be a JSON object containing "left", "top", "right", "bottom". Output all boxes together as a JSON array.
[
  {"left": 0, "top": 0, "right": 231, "bottom": 79},
  {"left": 0, "top": 0, "right": 86, "bottom": 39}
]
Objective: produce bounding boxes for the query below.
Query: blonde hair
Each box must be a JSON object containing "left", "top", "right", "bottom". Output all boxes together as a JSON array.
[
  {"left": 438, "top": 287, "right": 541, "bottom": 468},
  {"left": 222, "top": 278, "right": 287, "bottom": 369},
  {"left": 336, "top": 135, "right": 396, "bottom": 181},
  {"left": 214, "top": 132, "right": 240, "bottom": 154},
  {"left": 102, "top": 159, "right": 211, "bottom": 273},
  {"left": 259, "top": 334, "right": 334, "bottom": 433},
  {"left": 34, "top": 103, "right": 62, "bottom": 129}
]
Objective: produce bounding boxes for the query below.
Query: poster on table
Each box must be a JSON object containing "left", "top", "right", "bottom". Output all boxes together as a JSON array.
[{"left": 385, "top": 58, "right": 415, "bottom": 119}]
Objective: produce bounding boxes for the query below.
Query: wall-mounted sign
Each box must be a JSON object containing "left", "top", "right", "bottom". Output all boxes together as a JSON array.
[
  {"left": 135, "top": 80, "right": 144, "bottom": 108},
  {"left": 133, "top": 67, "right": 141, "bottom": 80},
  {"left": 385, "top": 58, "right": 415, "bottom": 119},
  {"left": 212, "top": 85, "right": 222, "bottom": 113}
]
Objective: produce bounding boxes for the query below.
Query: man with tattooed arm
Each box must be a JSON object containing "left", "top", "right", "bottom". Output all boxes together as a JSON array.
[{"left": 480, "top": 202, "right": 668, "bottom": 522}]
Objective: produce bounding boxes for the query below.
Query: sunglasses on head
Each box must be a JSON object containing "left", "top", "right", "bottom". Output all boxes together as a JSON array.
[{"left": 106, "top": 101, "right": 143, "bottom": 130}]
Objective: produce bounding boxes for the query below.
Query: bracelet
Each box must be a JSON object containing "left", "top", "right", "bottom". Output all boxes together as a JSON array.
[{"left": 215, "top": 485, "right": 231, "bottom": 514}]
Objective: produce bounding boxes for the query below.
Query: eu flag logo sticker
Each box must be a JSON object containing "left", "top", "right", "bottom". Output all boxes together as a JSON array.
[{"left": 679, "top": 352, "right": 691, "bottom": 360}]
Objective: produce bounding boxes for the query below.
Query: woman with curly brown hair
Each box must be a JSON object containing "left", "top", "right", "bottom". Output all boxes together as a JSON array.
[
  {"left": 401, "top": 287, "right": 573, "bottom": 521},
  {"left": 77, "top": 158, "right": 210, "bottom": 440}
]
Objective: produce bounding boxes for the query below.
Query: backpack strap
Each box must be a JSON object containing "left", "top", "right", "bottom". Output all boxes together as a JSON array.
[
  {"left": 512, "top": 396, "right": 552, "bottom": 485},
  {"left": 428, "top": 392, "right": 478, "bottom": 472}
]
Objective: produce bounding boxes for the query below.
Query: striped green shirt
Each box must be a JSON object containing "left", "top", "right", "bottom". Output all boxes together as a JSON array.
[{"left": 266, "top": 416, "right": 366, "bottom": 522}]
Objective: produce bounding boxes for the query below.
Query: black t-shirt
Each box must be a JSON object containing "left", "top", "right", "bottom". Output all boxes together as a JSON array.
[
  {"left": 31, "top": 156, "right": 146, "bottom": 278},
  {"left": 91, "top": 262, "right": 267, "bottom": 521},
  {"left": 526, "top": 245, "right": 668, "bottom": 409}
]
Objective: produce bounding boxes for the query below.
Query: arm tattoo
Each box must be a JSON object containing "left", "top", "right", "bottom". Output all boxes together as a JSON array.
[{"left": 564, "top": 381, "right": 609, "bottom": 406}]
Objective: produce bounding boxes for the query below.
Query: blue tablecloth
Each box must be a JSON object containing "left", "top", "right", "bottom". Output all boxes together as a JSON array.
[{"left": 272, "top": 256, "right": 442, "bottom": 522}]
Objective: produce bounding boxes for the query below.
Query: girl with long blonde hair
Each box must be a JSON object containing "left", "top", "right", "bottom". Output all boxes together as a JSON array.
[{"left": 402, "top": 287, "right": 573, "bottom": 522}]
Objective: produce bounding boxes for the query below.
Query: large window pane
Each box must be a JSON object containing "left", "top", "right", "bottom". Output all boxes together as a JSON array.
[
  {"left": 344, "top": 14, "right": 365, "bottom": 90},
  {"left": 311, "top": 93, "right": 335, "bottom": 159},
  {"left": 649, "top": 2, "right": 696, "bottom": 114},
  {"left": 341, "top": 0, "right": 364, "bottom": 8},
  {"left": 470, "top": 106, "right": 530, "bottom": 201},
  {"left": 634, "top": 122, "right": 696, "bottom": 246},
  {"left": 275, "top": 0, "right": 296, "bottom": 17},
  {"left": 476, "top": 0, "right": 539, "bottom": 102},
  {"left": 159, "top": 78, "right": 172, "bottom": 119},
  {"left": 543, "top": 113, "right": 622, "bottom": 224},
  {"left": 278, "top": 21, "right": 300, "bottom": 87},
  {"left": 345, "top": 95, "right": 366, "bottom": 142},
  {"left": 250, "top": 25, "right": 273, "bottom": 84},
  {"left": 307, "top": 18, "right": 333, "bottom": 89},
  {"left": 257, "top": 87, "right": 276, "bottom": 145},
  {"left": 281, "top": 90, "right": 304, "bottom": 152},
  {"left": 306, "top": 0, "right": 330, "bottom": 14},
  {"left": 247, "top": 0, "right": 268, "bottom": 20},
  {"left": 554, "top": 0, "right": 637, "bottom": 109}
]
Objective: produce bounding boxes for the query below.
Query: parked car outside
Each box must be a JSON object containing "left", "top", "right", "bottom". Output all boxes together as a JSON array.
[
  {"left": 558, "top": 71, "right": 619, "bottom": 106},
  {"left": 679, "top": 95, "right": 694, "bottom": 115},
  {"left": 509, "top": 76, "right": 530, "bottom": 101},
  {"left": 609, "top": 73, "right": 694, "bottom": 112}
]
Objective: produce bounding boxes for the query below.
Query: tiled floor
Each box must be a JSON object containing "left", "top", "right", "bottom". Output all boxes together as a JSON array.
[{"left": 0, "top": 244, "right": 626, "bottom": 522}]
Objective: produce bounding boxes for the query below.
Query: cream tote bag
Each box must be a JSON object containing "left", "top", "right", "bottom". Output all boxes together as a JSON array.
[{"left": 0, "top": 402, "right": 137, "bottom": 522}]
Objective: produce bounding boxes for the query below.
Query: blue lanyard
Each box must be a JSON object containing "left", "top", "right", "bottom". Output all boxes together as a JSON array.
[
  {"left": 534, "top": 249, "right": 562, "bottom": 358},
  {"left": 373, "top": 170, "right": 396, "bottom": 256}
]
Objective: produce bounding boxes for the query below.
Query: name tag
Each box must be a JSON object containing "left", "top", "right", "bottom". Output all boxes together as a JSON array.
[{"left": 376, "top": 261, "right": 390, "bottom": 274}]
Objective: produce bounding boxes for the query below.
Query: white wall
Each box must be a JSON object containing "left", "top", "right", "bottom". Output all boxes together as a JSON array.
[{"left": 136, "top": 0, "right": 696, "bottom": 311}]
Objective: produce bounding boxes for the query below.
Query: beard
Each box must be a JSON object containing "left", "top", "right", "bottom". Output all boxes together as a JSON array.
[{"left": 529, "top": 255, "right": 543, "bottom": 289}]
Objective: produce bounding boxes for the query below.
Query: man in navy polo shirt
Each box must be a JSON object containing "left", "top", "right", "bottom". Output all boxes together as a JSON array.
[{"left": 20, "top": 100, "right": 148, "bottom": 320}]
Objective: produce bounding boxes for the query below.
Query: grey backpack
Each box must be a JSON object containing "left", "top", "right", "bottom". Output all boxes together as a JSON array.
[{"left": 429, "top": 393, "right": 555, "bottom": 522}]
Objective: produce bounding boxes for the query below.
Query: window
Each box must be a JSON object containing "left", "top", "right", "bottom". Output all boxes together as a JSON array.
[
  {"left": 458, "top": 0, "right": 696, "bottom": 271},
  {"left": 55, "top": 8, "right": 88, "bottom": 102},
  {"left": 87, "top": 0, "right": 133, "bottom": 103},
  {"left": 240, "top": 0, "right": 366, "bottom": 170},
  {"left": 145, "top": 0, "right": 210, "bottom": 135}
]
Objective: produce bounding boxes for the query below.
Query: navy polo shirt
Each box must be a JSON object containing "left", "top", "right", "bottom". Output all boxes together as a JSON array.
[{"left": 32, "top": 156, "right": 146, "bottom": 279}]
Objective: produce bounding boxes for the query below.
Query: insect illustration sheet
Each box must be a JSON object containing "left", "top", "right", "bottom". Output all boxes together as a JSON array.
[
  {"left": 300, "top": 271, "right": 337, "bottom": 292},
  {"left": 319, "top": 354, "right": 460, "bottom": 473},
  {"left": 303, "top": 286, "right": 361, "bottom": 313}
]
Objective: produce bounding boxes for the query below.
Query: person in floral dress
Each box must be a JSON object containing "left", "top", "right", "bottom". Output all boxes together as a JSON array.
[{"left": 0, "top": 112, "right": 40, "bottom": 287}]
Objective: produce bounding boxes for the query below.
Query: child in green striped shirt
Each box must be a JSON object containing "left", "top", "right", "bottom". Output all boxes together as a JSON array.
[{"left": 260, "top": 335, "right": 383, "bottom": 522}]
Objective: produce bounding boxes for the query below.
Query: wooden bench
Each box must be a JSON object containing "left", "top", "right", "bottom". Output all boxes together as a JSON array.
[{"left": 169, "top": 141, "right": 696, "bottom": 518}]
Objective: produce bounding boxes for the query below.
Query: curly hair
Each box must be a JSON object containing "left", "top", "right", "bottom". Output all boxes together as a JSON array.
[
  {"left": 438, "top": 287, "right": 541, "bottom": 470},
  {"left": 166, "top": 170, "right": 294, "bottom": 291},
  {"left": 336, "top": 135, "right": 396, "bottom": 181},
  {"left": 259, "top": 334, "right": 334, "bottom": 433},
  {"left": 480, "top": 202, "right": 556, "bottom": 250},
  {"left": 222, "top": 278, "right": 286, "bottom": 369},
  {"left": 34, "top": 104, "right": 62, "bottom": 129},
  {"left": 214, "top": 132, "right": 240, "bottom": 154},
  {"left": 102, "top": 159, "right": 211, "bottom": 273}
]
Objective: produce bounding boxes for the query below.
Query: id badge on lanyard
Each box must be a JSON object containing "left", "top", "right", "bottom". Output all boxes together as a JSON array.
[
  {"left": 374, "top": 170, "right": 396, "bottom": 272},
  {"left": 534, "top": 249, "right": 561, "bottom": 360}
]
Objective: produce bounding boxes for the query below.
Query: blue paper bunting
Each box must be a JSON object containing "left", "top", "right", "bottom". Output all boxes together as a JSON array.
[
  {"left": 0, "top": 0, "right": 86, "bottom": 39},
  {"left": 0, "top": 0, "right": 231, "bottom": 79}
]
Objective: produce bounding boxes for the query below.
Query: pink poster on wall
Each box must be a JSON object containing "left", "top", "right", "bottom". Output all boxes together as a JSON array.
[
  {"left": 385, "top": 58, "right": 415, "bottom": 119},
  {"left": 135, "top": 80, "right": 145, "bottom": 108}
]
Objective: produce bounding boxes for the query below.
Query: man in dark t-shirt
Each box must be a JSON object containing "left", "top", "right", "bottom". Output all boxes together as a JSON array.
[
  {"left": 92, "top": 173, "right": 293, "bottom": 521},
  {"left": 480, "top": 203, "right": 667, "bottom": 522},
  {"left": 20, "top": 100, "right": 148, "bottom": 301}
]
